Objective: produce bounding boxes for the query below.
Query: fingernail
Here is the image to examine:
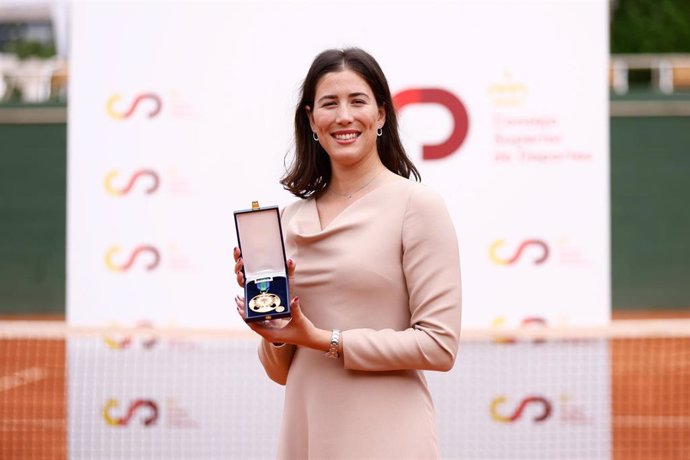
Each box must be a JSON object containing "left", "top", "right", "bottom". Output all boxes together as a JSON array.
[{"left": 294, "top": 296, "right": 300, "bottom": 303}]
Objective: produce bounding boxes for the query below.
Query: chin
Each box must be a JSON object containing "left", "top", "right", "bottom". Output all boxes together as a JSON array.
[
  {"left": 328, "top": 152, "right": 366, "bottom": 166},
  {"left": 327, "top": 146, "right": 377, "bottom": 165}
]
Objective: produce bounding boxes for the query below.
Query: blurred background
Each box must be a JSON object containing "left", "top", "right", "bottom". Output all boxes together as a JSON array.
[
  {"left": 0, "top": 2, "right": 688, "bottom": 459},
  {"left": 1, "top": 0, "right": 688, "bottom": 318}
]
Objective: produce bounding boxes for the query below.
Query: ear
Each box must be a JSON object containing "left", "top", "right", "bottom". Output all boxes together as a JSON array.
[
  {"left": 305, "top": 106, "right": 316, "bottom": 132},
  {"left": 377, "top": 104, "right": 386, "bottom": 128}
]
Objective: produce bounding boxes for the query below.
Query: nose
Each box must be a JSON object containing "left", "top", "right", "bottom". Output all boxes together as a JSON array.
[{"left": 335, "top": 105, "right": 354, "bottom": 124}]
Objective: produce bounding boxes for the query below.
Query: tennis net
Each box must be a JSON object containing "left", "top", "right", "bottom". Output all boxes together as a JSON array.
[{"left": 1, "top": 319, "right": 689, "bottom": 459}]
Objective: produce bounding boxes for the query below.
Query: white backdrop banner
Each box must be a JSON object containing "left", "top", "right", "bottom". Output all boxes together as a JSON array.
[{"left": 68, "top": 1, "right": 609, "bottom": 458}]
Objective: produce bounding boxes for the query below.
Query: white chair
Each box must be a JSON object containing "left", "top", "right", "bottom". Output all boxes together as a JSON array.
[
  {"left": 8, "top": 57, "right": 58, "bottom": 103},
  {"left": 0, "top": 53, "right": 20, "bottom": 101}
]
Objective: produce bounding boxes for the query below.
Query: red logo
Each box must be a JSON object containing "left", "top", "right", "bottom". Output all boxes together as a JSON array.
[
  {"left": 491, "top": 395, "right": 552, "bottom": 423},
  {"left": 106, "top": 93, "right": 162, "bottom": 120},
  {"left": 105, "top": 245, "right": 161, "bottom": 272},
  {"left": 105, "top": 169, "right": 160, "bottom": 196},
  {"left": 104, "top": 321, "right": 158, "bottom": 350},
  {"left": 489, "top": 239, "right": 549, "bottom": 265},
  {"left": 492, "top": 316, "right": 548, "bottom": 344},
  {"left": 393, "top": 88, "right": 469, "bottom": 160},
  {"left": 103, "top": 399, "right": 159, "bottom": 426}
]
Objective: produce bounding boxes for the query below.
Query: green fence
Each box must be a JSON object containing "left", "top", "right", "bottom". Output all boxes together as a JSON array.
[
  {"left": 611, "top": 116, "right": 690, "bottom": 308},
  {"left": 0, "top": 123, "right": 66, "bottom": 315},
  {"left": 1, "top": 109, "right": 688, "bottom": 315}
]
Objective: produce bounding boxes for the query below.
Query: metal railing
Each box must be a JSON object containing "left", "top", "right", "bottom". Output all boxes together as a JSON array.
[{"left": 610, "top": 53, "right": 690, "bottom": 94}]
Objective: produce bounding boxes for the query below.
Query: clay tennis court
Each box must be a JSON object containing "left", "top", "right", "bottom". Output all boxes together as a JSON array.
[
  {"left": 1, "top": 313, "right": 689, "bottom": 459},
  {"left": 0, "top": 336, "right": 65, "bottom": 459}
]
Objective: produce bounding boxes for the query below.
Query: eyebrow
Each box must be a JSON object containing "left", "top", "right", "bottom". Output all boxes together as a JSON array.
[{"left": 317, "top": 92, "right": 371, "bottom": 104}]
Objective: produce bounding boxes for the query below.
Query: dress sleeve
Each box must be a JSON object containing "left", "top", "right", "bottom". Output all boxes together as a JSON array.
[
  {"left": 342, "top": 186, "right": 462, "bottom": 372},
  {"left": 258, "top": 340, "right": 297, "bottom": 385}
]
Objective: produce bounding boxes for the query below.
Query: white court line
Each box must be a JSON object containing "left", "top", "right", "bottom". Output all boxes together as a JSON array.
[
  {"left": 613, "top": 415, "right": 690, "bottom": 429},
  {"left": 0, "top": 367, "right": 47, "bottom": 393},
  {"left": 0, "top": 419, "right": 65, "bottom": 431}
]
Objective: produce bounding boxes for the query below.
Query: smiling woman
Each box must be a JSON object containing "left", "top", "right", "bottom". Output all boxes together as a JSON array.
[
  {"left": 306, "top": 70, "right": 384, "bottom": 174},
  {"left": 281, "top": 47, "right": 420, "bottom": 200},
  {"left": 233, "top": 47, "right": 462, "bottom": 460}
]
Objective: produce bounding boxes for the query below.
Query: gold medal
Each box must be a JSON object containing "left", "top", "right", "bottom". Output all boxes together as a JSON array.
[
  {"left": 248, "top": 292, "right": 284, "bottom": 313},
  {"left": 248, "top": 277, "right": 284, "bottom": 314}
]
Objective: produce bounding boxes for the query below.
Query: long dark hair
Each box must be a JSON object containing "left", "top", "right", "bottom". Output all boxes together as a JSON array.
[{"left": 281, "top": 48, "right": 420, "bottom": 199}]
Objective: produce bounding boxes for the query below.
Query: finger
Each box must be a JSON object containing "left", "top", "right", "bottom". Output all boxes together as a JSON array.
[
  {"left": 233, "top": 247, "right": 242, "bottom": 262},
  {"left": 234, "top": 257, "right": 244, "bottom": 276},
  {"left": 287, "top": 258, "right": 296, "bottom": 277},
  {"left": 287, "top": 259, "right": 296, "bottom": 294},
  {"left": 234, "top": 295, "right": 242, "bottom": 311},
  {"left": 235, "top": 295, "right": 246, "bottom": 317},
  {"left": 289, "top": 296, "right": 301, "bottom": 316},
  {"left": 236, "top": 271, "right": 245, "bottom": 288}
]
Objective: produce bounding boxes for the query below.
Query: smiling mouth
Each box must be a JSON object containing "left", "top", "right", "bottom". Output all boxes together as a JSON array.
[{"left": 332, "top": 132, "right": 360, "bottom": 141}]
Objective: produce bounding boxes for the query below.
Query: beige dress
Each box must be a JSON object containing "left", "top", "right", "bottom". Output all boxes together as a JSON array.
[{"left": 259, "top": 176, "right": 462, "bottom": 460}]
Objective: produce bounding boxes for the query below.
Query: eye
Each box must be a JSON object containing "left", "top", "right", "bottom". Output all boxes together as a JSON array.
[{"left": 352, "top": 99, "right": 367, "bottom": 105}]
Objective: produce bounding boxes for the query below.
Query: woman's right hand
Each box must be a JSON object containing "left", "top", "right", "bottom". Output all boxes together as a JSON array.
[{"left": 232, "top": 246, "right": 246, "bottom": 288}]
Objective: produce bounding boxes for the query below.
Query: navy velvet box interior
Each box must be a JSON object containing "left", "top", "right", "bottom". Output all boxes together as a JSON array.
[{"left": 244, "top": 276, "right": 290, "bottom": 322}]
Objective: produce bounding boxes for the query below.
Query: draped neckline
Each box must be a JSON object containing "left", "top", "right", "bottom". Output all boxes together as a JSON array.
[{"left": 298, "top": 177, "right": 407, "bottom": 237}]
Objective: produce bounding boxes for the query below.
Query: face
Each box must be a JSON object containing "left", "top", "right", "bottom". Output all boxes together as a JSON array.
[{"left": 307, "top": 69, "right": 385, "bottom": 169}]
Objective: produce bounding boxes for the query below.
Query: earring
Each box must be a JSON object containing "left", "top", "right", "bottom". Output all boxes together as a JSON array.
[
  {"left": 376, "top": 127, "right": 383, "bottom": 137},
  {"left": 312, "top": 132, "right": 319, "bottom": 141}
]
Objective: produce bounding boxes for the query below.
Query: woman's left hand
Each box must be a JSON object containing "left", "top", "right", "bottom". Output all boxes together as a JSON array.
[{"left": 235, "top": 295, "right": 323, "bottom": 349}]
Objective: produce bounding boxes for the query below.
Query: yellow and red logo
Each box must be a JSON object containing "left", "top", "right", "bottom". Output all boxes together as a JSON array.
[
  {"left": 393, "top": 88, "right": 469, "bottom": 160},
  {"left": 105, "top": 245, "right": 161, "bottom": 272},
  {"left": 489, "top": 239, "right": 549, "bottom": 265},
  {"left": 490, "top": 395, "right": 552, "bottom": 423},
  {"left": 103, "top": 321, "right": 158, "bottom": 350},
  {"left": 105, "top": 169, "right": 160, "bottom": 196},
  {"left": 106, "top": 93, "right": 162, "bottom": 120},
  {"left": 103, "top": 399, "right": 159, "bottom": 427},
  {"left": 491, "top": 316, "right": 548, "bottom": 344}
]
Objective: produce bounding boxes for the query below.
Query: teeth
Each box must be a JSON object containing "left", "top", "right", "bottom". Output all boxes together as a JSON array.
[{"left": 334, "top": 132, "right": 359, "bottom": 140}]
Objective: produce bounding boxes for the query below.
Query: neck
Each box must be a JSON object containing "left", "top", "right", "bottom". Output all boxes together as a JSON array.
[{"left": 329, "top": 157, "right": 386, "bottom": 197}]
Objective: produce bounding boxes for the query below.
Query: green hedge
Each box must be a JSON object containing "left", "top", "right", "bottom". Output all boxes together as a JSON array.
[{"left": 611, "top": 0, "right": 690, "bottom": 53}]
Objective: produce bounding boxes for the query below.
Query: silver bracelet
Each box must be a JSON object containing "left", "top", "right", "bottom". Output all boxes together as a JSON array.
[{"left": 325, "top": 329, "right": 341, "bottom": 359}]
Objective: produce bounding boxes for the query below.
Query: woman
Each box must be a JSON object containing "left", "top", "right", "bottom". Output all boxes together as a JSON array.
[{"left": 234, "top": 47, "right": 461, "bottom": 459}]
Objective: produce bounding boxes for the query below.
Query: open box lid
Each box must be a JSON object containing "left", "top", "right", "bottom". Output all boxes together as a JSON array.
[{"left": 234, "top": 205, "right": 287, "bottom": 282}]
